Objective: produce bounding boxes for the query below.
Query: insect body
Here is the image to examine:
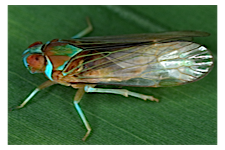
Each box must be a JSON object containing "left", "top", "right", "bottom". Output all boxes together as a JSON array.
[{"left": 13, "top": 19, "right": 213, "bottom": 141}]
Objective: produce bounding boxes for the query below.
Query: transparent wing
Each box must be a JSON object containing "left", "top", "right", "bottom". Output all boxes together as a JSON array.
[{"left": 66, "top": 40, "right": 213, "bottom": 87}]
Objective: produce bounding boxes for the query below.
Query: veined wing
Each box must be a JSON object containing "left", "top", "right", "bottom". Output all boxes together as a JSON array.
[{"left": 67, "top": 40, "right": 213, "bottom": 87}]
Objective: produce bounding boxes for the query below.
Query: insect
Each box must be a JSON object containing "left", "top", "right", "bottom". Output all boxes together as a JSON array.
[{"left": 12, "top": 18, "right": 213, "bottom": 141}]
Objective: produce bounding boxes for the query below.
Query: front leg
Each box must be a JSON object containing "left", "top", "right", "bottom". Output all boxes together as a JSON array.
[{"left": 11, "top": 80, "right": 56, "bottom": 110}]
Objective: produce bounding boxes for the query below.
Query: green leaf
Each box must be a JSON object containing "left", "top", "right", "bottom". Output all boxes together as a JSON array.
[{"left": 8, "top": 5, "right": 217, "bottom": 145}]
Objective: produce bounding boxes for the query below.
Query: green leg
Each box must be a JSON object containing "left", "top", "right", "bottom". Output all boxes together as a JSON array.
[
  {"left": 74, "top": 87, "right": 91, "bottom": 141},
  {"left": 71, "top": 17, "right": 93, "bottom": 39},
  {"left": 84, "top": 85, "right": 159, "bottom": 102},
  {"left": 11, "top": 80, "right": 55, "bottom": 110}
]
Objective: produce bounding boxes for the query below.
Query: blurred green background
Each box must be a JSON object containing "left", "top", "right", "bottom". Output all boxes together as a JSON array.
[{"left": 8, "top": 5, "right": 217, "bottom": 145}]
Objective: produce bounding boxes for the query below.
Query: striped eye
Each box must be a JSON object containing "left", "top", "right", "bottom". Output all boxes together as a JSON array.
[{"left": 28, "top": 41, "right": 43, "bottom": 48}]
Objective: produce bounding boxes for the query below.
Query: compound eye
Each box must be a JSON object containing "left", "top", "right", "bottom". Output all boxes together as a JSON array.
[{"left": 26, "top": 54, "right": 45, "bottom": 73}]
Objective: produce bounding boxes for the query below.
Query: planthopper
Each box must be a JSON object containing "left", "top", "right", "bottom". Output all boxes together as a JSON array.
[{"left": 12, "top": 18, "right": 213, "bottom": 141}]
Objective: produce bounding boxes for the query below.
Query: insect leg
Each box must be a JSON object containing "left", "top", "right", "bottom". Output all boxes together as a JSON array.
[
  {"left": 84, "top": 85, "right": 159, "bottom": 102},
  {"left": 11, "top": 80, "right": 55, "bottom": 110},
  {"left": 74, "top": 86, "right": 92, "bottom": 141},
  {"left": 71, "top": 17, "right": 93, "bottom": 39}
]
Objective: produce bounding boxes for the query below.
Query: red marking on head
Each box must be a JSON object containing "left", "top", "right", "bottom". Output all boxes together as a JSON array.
[{"left": 28, "top": 41, "right": 43, "bottom": 48}]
